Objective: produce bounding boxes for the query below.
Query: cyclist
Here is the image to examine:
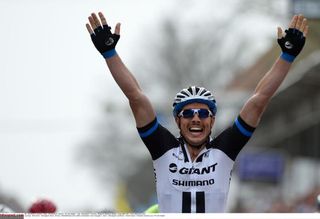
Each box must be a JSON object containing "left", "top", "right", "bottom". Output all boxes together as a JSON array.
[{"left": 86, "top": 12, "right": 308, "bottom": 213}]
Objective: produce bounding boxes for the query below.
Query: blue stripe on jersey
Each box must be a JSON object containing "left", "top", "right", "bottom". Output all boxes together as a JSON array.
[
  {"left": 139, "top": 120, "right": 159, "bottom": 138},
  {"left": 235, "top": 118, "right": 253, "bottom": 137}
]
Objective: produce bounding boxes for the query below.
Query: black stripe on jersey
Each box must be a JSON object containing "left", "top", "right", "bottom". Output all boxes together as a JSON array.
[
  {"left": 196, "top": 191, "right": 205, "bottom": 213},
  {"left": 182, "top": 192, "right": 191, "bottom": 213},
  {"left": 195, "top": 153, "right": 204, "bottom": 162},
  {"left": 237, "top": 115, "right": 255, "bottom": 132},
  {"left": 137, "top": 118, "right": 180, "bottom": 160},
  {"left": 179, "top": 138, "right": 189, "bottom": 163},
  {"left": 210, "top": 115, "right": 255, "bottom": 161}
]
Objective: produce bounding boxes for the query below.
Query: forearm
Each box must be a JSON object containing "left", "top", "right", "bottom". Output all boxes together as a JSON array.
[
  {"left": 254, "top": 57, "right": 291, "bottom": 101},
  {"left": 86, "top": 12, "right": 156, "bottom": 127},
  {"left": 106, "top": 54, "right": 142, "bottom": 101},
  {"left": 240, "top": 57, "right": 291, "bottom": 127},
  {"left": 105, "top": 54, "right": 156, "bottom": 127},
  {"left": 237, "top": 14, "right": 306, "bottom": 127}
]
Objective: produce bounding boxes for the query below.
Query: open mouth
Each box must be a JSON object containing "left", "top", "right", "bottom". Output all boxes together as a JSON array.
[{"left": 189, "top": 127, "right": 203, "bottom": 133}]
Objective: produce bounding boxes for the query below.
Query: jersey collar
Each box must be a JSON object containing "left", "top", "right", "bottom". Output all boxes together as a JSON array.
[{"left": 180, "top": 137, "right": 212, "bottom": 163}]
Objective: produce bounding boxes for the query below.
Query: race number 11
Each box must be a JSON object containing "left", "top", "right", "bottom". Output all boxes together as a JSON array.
[{"left": 182, "top": 191, "right": 205, "bottom": 213}]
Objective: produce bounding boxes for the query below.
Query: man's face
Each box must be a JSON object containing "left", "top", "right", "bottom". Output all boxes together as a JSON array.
[{"left": 175, "top": 102, "right": 215, "bottom": 147}]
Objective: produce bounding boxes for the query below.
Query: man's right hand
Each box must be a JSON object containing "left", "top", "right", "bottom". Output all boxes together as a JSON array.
[{"left": 86, "top": 12, "right": 121, "bottom": 59}]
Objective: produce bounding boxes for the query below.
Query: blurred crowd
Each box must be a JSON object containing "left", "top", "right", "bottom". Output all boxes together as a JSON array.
[
  {"left": 0, "top": 187, "right": 319, "bottom": 213},
  {"left": 267, "top": 187, "right": 320, "bottom": 213},
  {"left": 232, "top": 186, "right": 320, "bottom": 213}
]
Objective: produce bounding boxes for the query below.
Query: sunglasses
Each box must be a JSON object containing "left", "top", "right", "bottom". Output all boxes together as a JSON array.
[{"left": 178, "top": 108, "right": 213, "bottom": 119}]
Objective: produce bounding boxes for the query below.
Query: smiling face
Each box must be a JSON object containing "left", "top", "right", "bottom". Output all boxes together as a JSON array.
[{"left": 175, "top": 102, "right": 215, "bottom": 147}]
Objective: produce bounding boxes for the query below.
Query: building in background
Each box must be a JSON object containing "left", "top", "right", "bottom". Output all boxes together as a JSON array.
[{"left": 227, "top": 0, "right": 320, "bottom": 212}]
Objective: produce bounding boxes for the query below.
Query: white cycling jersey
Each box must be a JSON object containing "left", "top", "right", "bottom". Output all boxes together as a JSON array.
[{"left": 138, "top": 115, "right": 255, "bottom": 213}]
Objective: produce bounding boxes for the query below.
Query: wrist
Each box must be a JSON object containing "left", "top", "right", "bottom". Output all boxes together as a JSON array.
[
  {"left": 280, "top": 52, "right": 295, "bottom": 63},
  {"left": 102, "top": 49, "right": 117, "bottom": 59}
]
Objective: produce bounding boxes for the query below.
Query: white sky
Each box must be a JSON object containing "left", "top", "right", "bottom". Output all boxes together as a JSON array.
[{"left": 0, "top": 0, "right": 288, "bottom": 213}]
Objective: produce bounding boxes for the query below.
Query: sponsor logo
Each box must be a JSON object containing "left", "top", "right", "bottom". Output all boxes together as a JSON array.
[
  {"left": 169, "top": 163, "right": 178, "bottom": 173},
  {"left": 172, "top": 178, "right": 215, "bottom": 186},
  {"left": 285, "top": 41, "right": 293, "bottom": 49},
  {"left": 105, "top": 37, "right": 114, "bottom": 46},
  {"left": 168, "top": 163, "right": 217, "bottom": 175}
]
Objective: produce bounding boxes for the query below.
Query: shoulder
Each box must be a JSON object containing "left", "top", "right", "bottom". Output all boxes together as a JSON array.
[
  {"left": 210, "top": 115, "right": 256, "bottom": 160},
  {"left": 138, "top": 117, "right": 180, "bottom": 160}
]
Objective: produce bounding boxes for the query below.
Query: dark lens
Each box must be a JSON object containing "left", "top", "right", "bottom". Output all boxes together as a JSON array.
[
  {"left": 181, "top": 109, "right": 194, "bottom": 118},
  {"left": 198, "top": 109, "right": 210, "bottom": 118}
]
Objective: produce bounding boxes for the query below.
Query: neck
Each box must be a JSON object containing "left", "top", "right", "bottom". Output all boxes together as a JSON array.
[
  {"left": 187, "top": 144, "right": 205, "bottom": 161},
  {"left": 180, "top": 137, "right": 209, "bottom": 162}
]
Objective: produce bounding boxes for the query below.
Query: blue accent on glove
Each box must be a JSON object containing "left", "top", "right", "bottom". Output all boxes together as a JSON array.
[
  {"left": 102, "top": 49, "right": 117, "bottom": 59},
  {"left": 280, "top": 52, "right": 295, "bottom": 63}
]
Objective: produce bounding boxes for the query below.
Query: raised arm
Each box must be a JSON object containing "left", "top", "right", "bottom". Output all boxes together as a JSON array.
[
  {"left": 240, "top": 15, "right": 308, "bottom": 127},
  {"left": 86, "top": 12, "right": 156, "bottom": 127}
]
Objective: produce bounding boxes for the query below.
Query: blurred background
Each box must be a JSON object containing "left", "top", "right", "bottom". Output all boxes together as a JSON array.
[{"left": 0, "top": 0, "right": 319, "bottom": 213}]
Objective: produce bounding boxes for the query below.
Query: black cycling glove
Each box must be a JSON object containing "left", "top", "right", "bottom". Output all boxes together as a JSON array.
[
  {"left": 277, "top": 28, "right": 305, "bottom": 63},
  {"left": 90, "top": 24, "right": 120, "bottom": 59}
]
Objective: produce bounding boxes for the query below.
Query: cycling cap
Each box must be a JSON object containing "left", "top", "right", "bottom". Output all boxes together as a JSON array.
[{"left": 173, "top": 86, "right": 217, "bottom": 117}]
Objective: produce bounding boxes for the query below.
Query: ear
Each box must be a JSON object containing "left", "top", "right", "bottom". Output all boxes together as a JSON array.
[
  {"left": 175, "top": 117, "right": 181, "bottom": 128},
  {"left": 210, "top": 116, "right": 215, "bottom": 129}
]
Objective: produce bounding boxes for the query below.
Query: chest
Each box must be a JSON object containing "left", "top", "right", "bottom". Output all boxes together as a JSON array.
[{"left": 155, "top": 147, "right": 234, "bottom": 191}]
